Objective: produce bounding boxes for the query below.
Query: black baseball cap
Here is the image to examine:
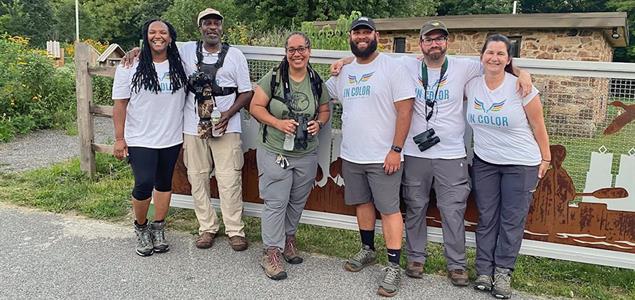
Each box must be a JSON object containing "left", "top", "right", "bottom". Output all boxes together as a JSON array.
[{"left": 350, "top": 16, "right": 376, "bottom": 31}]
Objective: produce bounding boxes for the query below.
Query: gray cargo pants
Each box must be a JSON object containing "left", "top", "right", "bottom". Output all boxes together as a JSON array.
[
  {"left": 402, "top": 155, "right": 471, "bottom": 271},
  {"left": 257, "top": 148, "right": 318, "bottom": 250}
]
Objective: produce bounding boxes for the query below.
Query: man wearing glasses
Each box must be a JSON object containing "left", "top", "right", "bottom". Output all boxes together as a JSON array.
[{"left": 400, "top": 20, "right": 532, "bottom": 285}]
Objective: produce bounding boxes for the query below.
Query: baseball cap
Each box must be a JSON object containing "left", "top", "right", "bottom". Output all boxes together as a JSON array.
[
  {"left": 420, "top": 20, "right": 449, "bottom": 37},
  {"left": 350, "top": 16, "right": 376, "bottom": 31},
  {"left": 197, "top": 8, "right": 223, "bottom": 25}
]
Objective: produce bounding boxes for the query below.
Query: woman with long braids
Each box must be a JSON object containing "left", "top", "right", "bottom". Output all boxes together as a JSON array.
[
  {"left": 112, "top": 19, "right": 188, "bottom": 257},
  {"left": 465, "top": 34, "right": 550, "bottom": 298},
  {"left": 250, "top": 32, "right": 330, "bottom": 280}
]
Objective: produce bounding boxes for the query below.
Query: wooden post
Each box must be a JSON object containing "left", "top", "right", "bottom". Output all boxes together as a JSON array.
[{"left": 75, "top": 42, "right": 96, "bottom": 177}]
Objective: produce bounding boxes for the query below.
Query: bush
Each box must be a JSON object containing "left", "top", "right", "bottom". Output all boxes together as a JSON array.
[{"left": 0, "top": 35, "right": 76, "bottom": 142}]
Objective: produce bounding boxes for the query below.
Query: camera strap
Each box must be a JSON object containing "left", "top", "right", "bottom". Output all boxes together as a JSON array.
[
  {"left": 195, "top": 41, "right": 238, "bottom": 97},
  {"left": 421, "top": 57, "right": 448, "bottom": 121},
  {"left": 262, "top": 58, "right": 323, "bottom": 143}
]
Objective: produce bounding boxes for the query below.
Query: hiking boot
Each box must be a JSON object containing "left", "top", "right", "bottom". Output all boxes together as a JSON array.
[
  {"left": 283, "top": 236, "right": 303, "bottom": 264},
  {"left": 134, "top": 222, "right": 154, "bottom": 257},
  {"left": 377, "top": 262, "right": 401, "bottom": 297},
  {"left": 195, "top": 232, "right": 215, "bottom": 249},
  {"left": 229, "top": 236, "right": 248, "bottom": 251},
  {"left": 405, "top": 261, "right": 424, "bottom": 278},
  {"left": 261, "top": 248, "right": 287, "bottom": 280},
  {"left": 492, "top": 267, "right": 512, "bottom": 299},
  {"left": 150, "top": 220, "right": 169, "bottom": 253},
  {"left": 474, "top": 274, "right": 493, "bottom": 291},
  {"left": 448, "top": 269, "right": 469, "bottom": 286},
  {"left": 344, "top": 245, "right": 377, "bottom": 272}
]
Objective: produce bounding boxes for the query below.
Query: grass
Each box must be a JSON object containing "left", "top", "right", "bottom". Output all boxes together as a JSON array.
[{"left": 0, "top": 153, "right": 634, "bottom": 299}]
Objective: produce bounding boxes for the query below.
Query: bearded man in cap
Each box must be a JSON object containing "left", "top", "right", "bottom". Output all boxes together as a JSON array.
[{"left": 326, "top": 16, "right": 415, "bottom": 297}]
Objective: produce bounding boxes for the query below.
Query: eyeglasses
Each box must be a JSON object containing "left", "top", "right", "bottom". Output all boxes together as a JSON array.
[
  {"left": 421, "top": 36, "right": 447, "bottom": 45},
  {"left": 286, "top": 47, "right": 308, "bottom": 55}
]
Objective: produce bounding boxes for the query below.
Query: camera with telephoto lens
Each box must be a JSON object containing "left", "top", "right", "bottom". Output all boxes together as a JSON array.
[
  {"left": 413, "top": 128, "right": 440, "bottom": 152},
  {"left": 188, "top": 71, "right": 214, "bottom": 103}
]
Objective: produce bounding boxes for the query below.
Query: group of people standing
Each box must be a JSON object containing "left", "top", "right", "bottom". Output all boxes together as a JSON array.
[{"left": 112, "top": 8, "right": 550, "bottom": 299}]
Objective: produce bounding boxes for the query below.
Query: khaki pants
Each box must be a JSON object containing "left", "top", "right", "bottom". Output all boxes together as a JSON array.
[{"left": 183, "top": 133, "right": 245, "bottom": 237}]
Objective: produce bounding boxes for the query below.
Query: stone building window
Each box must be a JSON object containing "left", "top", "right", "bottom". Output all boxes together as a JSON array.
[
  {"left": 509, "top": 36, "right": 522, "bottom": 58},
  {"left": 393, "top": 37, "right": 406, "bottom": 53}
]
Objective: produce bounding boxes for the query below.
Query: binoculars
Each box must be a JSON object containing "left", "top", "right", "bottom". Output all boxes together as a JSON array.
[{"left": 413, "top": 128, "right": 440, "bottom": 152}]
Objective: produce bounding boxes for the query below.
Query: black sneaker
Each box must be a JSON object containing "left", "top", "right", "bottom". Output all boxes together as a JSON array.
[
  {"left": 134, "top": 222, "right": 154, "bottom": 257},
  {"left": 150, "top": 220, "right": 169, "bottom": 253}
]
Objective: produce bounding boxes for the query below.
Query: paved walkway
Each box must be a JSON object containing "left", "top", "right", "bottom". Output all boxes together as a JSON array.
[{"left": 0, "top": 204, "right": 540, "bottom": 299}]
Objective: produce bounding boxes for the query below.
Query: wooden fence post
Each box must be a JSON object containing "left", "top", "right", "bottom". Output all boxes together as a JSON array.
[{"left": 75, "top": 42, "right": 96, "bottom": 177}]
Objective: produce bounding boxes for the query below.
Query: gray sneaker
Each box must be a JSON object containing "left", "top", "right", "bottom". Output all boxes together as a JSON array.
[
  {"left": 377, "top": 262, "right": 401, "bottom": 297},
  {"left": 150, "top": 220, "right": 169, "bottom": 253},
  {"left": 344, "top": 245, "right": 377, "bottom": 272},
  {"left": 492, "top": 267, "right": 512, "bottom": 299},
  {"left": 134, "top": 222, "right": 154, "bottom": 257},
  {"left": 474, "top": 274, "right": 493, "bottom": 291}
]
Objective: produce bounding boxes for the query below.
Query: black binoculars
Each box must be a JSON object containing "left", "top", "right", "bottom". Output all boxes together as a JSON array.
[{"left": 413, "top": 128, "right": 440, "bottom": 152}]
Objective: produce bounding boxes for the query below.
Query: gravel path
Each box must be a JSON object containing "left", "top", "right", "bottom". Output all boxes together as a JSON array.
[
  {"left": 0, "top": 204, "right": 541, "bottom": 300},
  {"left": 0, "top": 117, "right": 113, "bottom": 173}
]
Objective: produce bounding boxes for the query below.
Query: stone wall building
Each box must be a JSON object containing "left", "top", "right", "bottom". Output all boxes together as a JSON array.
[{"left": 315, "top": 12, "right": 630, "bottom": 137}]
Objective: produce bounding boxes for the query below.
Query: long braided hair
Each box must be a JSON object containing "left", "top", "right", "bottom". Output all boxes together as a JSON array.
[{"left": 131, "top": 19, "right": 188, "bottom": 94}]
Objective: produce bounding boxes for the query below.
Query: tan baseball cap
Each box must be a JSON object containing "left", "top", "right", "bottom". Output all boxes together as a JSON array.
[
  {"left": 420, "top": 20, "right": 449, "bottom": 37},
  {"left": 197, "top": 8, "right": 223, "bottom": 25}
]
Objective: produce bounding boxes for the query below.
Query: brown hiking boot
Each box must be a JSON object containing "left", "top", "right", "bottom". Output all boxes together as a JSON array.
[
  {"left": 261, "top": 248, "right": 287, "bottom": 280},
  {"left": 195, "top": 232, "right": 215, "bottom": 249},
  {"left": 405, "top": 261, "right": 424, "bottom": 278},
  {"left": 448, "top": 269, "right": 469, "bottom": 286},
  {"left": 283, "top": 236, "right": 303, "bottom": 264},
  {"left": 228, "top": 235, "right": 248, "bottom": 251}
]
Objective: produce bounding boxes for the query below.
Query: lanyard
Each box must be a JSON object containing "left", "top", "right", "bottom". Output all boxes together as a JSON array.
[{"left": 421, "top": 57, "right": 449, "bottom": 104}]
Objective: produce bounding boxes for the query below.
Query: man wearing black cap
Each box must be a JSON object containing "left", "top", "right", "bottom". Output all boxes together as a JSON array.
[
  {"left": 399, "top": 20, "right": 532, "bottom": 287},
  {"left": 326, "top": 16, "right": 415, "bottom": 297}
]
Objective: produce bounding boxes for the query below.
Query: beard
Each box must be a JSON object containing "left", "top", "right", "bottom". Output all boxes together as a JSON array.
[
  {"left": 350, "top": 38, "right": 378, "bottom": 58},
  {"left": 423, "top": 46, "right": 447, "bottom": 62}
]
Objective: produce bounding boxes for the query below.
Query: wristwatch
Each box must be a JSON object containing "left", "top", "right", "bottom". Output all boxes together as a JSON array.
[{"left": 391, "top": 145, "right": 402, "bottom": 153}]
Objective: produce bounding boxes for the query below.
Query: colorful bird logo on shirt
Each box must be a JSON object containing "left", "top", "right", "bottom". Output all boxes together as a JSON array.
[
  {"left": 348, "top": 72, "right": 375, "bottom": 85},
  {"left": 418, "top": 74, "right": 448, "bottom": 88},
  {"left": 474, "top": 98, "right": 506, "bottom": 113}
]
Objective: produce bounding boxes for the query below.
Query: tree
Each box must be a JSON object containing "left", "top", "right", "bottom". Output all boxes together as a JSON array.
[
  {"left": 436, "top": 0, "right": 512, "bottom": 15},
  {"left": 0, "top": 0, "right": 56, "bottom": 46}
]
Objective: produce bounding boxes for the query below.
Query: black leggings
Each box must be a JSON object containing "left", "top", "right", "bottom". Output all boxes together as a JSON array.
[{"left": 128, "top": 144, "right": 182, "bottom": 200}]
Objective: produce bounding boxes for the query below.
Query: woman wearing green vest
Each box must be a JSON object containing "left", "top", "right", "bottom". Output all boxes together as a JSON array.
[{"left": 250, "top": 32, "right": 330, "bottom": 280}]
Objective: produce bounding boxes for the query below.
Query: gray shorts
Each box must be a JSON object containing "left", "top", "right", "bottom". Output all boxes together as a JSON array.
[{"left": 341, "top": 159, "right": 402, "bottom": 214}]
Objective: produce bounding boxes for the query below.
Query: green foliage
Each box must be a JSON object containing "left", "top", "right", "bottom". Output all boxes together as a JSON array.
[
  {"left": 162, "top": 0, "right": 246, "bottom": 43},
  {"left": 0, "top": 0, "right": 56, "bottom": 47},
  {"left": 436, "top": 0, "right": 513, "bottom": 15},
  {"left": 0, "top": 35, "right": 76, "bottom": 142},
  {"left": 607, "top": 0, "right": 635, "bottom": 62},
  {"left": 299, "top": 11, "right": 360, "bottom": 50}
]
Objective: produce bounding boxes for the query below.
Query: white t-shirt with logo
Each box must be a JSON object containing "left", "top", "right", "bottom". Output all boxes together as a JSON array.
[
  {"left": 326, "top": 53, "right": 416, "bottom": 164},
  {"left": 466, "top": 73, "right": 541, "bottom": 166},
  {"left": 112, "top": 60, "right": 186, "bottom": 148},
  {"left": 179, "top": 42, "right": 252, "bottom": 135},
  {"left": 401, "top": 56, "right": 481, "bottom": 159}
]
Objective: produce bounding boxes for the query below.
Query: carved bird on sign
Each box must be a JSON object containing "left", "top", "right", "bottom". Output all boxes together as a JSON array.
[{"left": 603, "top": 101, "right": 635, "bottom": 135}]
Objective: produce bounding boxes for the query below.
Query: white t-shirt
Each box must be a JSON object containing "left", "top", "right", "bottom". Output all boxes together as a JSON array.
[
  {"left": 179, "top": 42, "right": 252, "bottom": 135},
  {"left": 401, "top": 56, "right": 481, "bottom": 159},
  {"left": 111, "top": 60, "right": 186, "bottom": 148},
  {"left": 466, "top": 73, "right": 541, "bottom": 166},
  {"left": 326, "top": 53, "right": 416, "bottom": 164}
]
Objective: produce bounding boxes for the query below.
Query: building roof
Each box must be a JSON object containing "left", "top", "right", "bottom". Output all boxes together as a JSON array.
[
  {"left": 97, "top": 44, "right": 125, "bottom": 63},
  {"left": 314, "top": 12, "right": 629, "bottom": 47}
]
